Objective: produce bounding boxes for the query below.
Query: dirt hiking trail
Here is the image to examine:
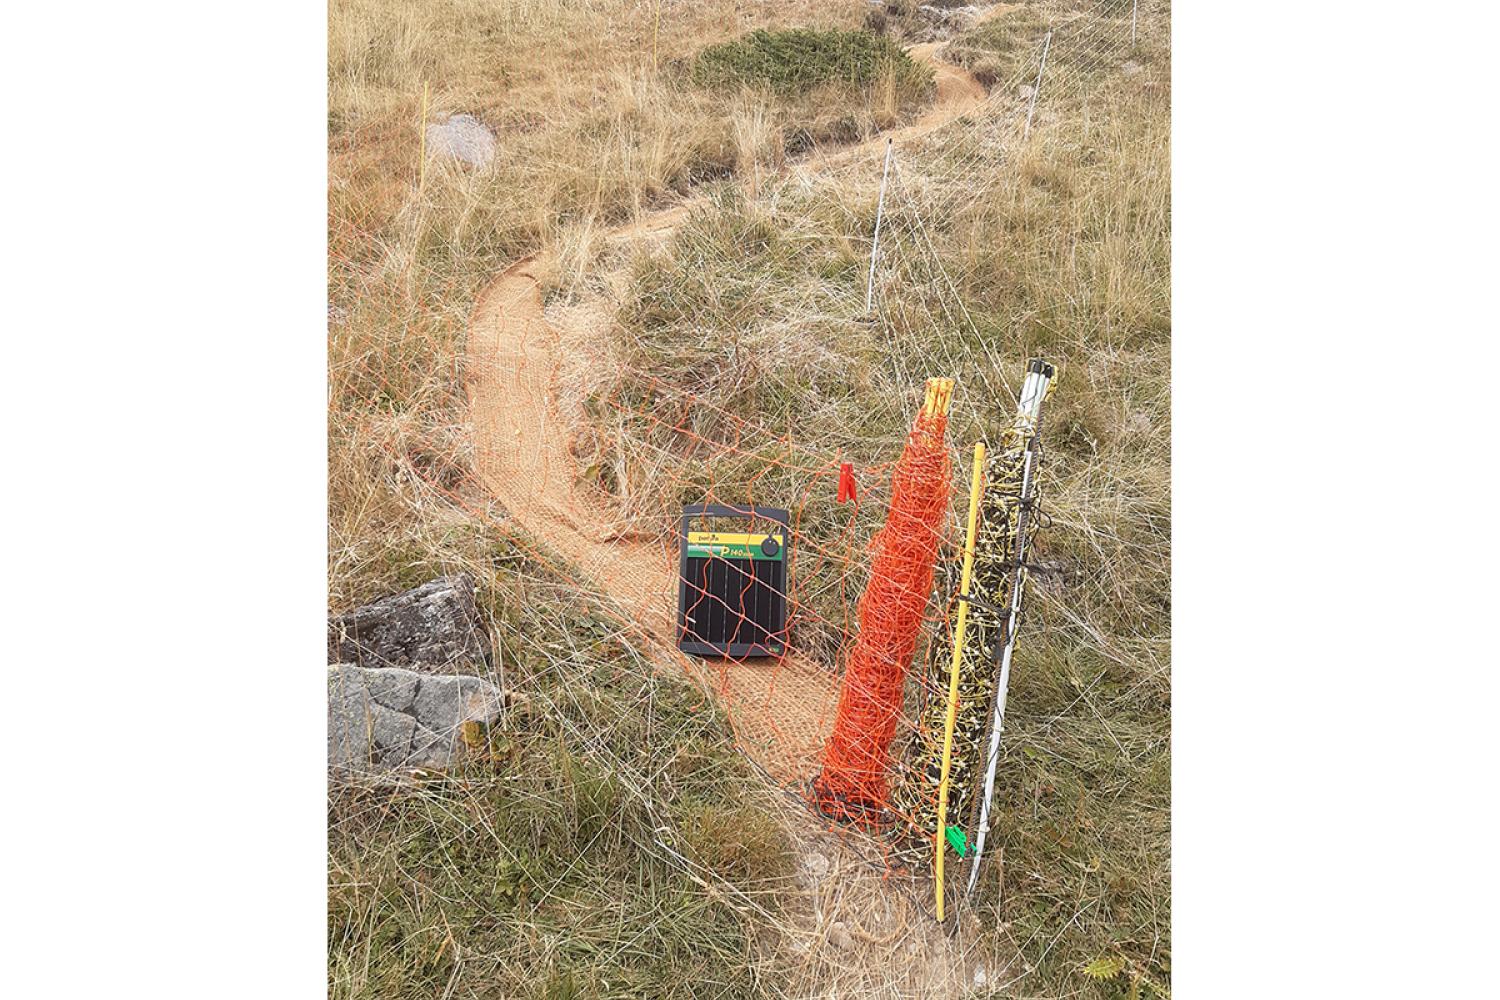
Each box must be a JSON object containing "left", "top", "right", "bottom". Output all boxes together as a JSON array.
[{"left": 467, "top": 19, "right": 1007, "bottom": 784}]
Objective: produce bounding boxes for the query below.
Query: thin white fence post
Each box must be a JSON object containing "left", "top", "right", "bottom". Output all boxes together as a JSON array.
[
  {"left": 417, "top": 80, "right": 430, "bottom": 194},
  {"left": 1023, "top": 31, "right": 1052, "bottom": 141},
  {"left": 1131, "top": 0, "right": 1139, "bottom": 47},
  {"left": 865, "top": 137, "right": 894, "bottom": 315},
  {"left": 963, "top": 360, "right": 1055, "bottom": 901}
]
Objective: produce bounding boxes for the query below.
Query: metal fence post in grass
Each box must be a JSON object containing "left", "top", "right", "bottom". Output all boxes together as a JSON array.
[
  {"left": 1132, "top": 0, "right": 1139, "bottom": 47},
  {"left": 964, "top": 359, "right": 1056, "bottom": 901},
  {"left": 865, "top": 137, "right": 894, "bottom": 315},
  {"left": 1023, "top": 31, "right": 1052, "bottom": 141}
]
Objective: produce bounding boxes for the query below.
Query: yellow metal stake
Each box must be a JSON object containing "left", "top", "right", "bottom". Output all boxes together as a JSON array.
[
  {"left": 921, "top": 377, "right": 954, "bottom": 418},
  {"left": 935, "top": 440, "right": 985, "bottom": 922}
]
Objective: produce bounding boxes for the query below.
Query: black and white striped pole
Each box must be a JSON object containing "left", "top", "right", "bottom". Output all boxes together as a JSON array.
[{"left": 964, "top": 358, "right": 1054, "bottom": 900}]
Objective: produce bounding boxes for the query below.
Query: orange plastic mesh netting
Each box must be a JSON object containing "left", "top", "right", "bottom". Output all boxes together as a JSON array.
[{"left": 811, "top": 378, "right": 954, "bottom": 825}]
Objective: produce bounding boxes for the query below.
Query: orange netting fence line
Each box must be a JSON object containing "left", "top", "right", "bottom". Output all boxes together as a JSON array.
[
  {"left": 563, "top": 365, "right": 985, "bottom": 886},
  {"left": 811, "top": 378, "right": 954, "bottom": 826},
  {"left": 379, "top": 304, "right": 1022, "bottom": 886},
  {"left": 376, "top": 340, "right": 1072, "bottom": 927}
]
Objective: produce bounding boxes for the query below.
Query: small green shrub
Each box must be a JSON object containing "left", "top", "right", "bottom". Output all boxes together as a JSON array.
[{"left": 692, "top": 28, "right": 932, "bottom": 99}]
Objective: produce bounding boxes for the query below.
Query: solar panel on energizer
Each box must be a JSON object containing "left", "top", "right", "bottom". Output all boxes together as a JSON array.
[{"left": 676, "top": 505, "right": 790, "bottom": 658}]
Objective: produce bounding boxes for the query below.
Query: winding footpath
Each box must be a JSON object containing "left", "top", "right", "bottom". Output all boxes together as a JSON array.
[{"left": 465, "top": 16, "right": 1005, "bottom": 783}]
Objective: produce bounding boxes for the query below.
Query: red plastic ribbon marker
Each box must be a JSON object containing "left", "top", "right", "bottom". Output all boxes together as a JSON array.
[{"left": 837, "top": 462, "right": 857, "bottom": 504}]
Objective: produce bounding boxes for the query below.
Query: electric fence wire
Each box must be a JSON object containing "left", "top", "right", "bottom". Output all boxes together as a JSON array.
[
  {"left": 851, "top": 0, "right": 1164, "bottom": 913},
  {"left": 880, "top": 9, "right": 1150, "bottom": 258},
  {"left": 865, "top": 0, "right": 1156, "bottom": 443},
  {"left": 481, "top": 0, "right": 1166, "bottom": 918}
]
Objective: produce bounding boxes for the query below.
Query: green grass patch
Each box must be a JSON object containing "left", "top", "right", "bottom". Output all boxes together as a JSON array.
[{"left": 692, "top": 28, "right": 932, "bottom": 98}]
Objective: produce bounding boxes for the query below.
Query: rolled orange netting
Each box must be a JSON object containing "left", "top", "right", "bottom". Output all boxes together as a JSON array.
[{"left": 812, "top": 377, "right": 954, "bottom": 825}]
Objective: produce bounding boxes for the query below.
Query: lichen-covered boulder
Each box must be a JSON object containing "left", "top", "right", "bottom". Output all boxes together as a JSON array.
[{"left": 327, "top": 575, "right": 489, "bottom": 672}]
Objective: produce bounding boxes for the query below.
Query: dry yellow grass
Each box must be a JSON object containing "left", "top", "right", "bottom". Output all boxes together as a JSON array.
[
  {"left": 329, "top": 1, "right": 1170, "bottom": 996},
  {"left": 329, "top": 0, "right": 938, "bottom": 607}
]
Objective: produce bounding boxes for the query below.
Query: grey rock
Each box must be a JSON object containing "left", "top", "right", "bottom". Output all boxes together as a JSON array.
[
  {"left": 366, "top": 664, "right": 421, "bottom": 712},
  {"left": 919, "top": 2, "right": 976, "bottom": 20},
  {"left": 414, "top": 672, "right": 493, "bottom": 727},
  {"left": 328, "top": 575, "right": 489, "bottom": 672},
  {"left": 800, "top": 850, "right": 830, "bottom": 880},
  {"left": 425, "top": 114, "right": 496, "bottom": 167},
  {"left": 327, "top": 664, "right": 505, "bottom": 774},
  {"left": 1122, "top": 60, "right": 1144, "bottom": 77}
]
